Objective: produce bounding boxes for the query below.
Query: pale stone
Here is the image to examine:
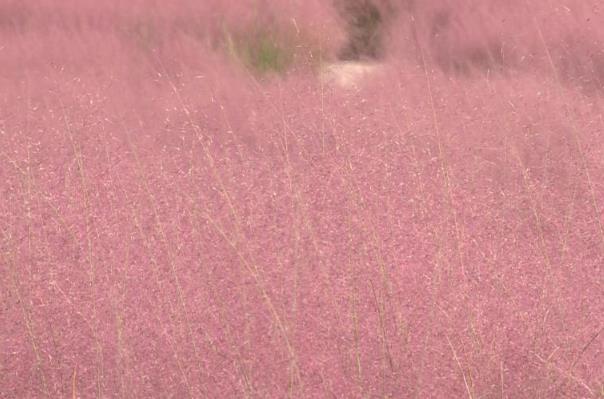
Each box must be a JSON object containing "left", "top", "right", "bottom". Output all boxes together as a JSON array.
[{"left": 319, "top": 61, "right": 382, "bottom": 89}]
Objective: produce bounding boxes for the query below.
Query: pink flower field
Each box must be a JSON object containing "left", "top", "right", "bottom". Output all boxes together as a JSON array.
[{"left": 1, "top": 1, "right": 603, "bottom": 397}]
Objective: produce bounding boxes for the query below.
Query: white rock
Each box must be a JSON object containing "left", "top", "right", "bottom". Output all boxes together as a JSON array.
[{"left": 319, "top": 61, "right": 383, "bottom": 89}]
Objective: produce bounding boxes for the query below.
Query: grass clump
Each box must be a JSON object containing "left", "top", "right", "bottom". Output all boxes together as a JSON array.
[{"left": 226, "top": 24, "right": 295, "bottom": 76}]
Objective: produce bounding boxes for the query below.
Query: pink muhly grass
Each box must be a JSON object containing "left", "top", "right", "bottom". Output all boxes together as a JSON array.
[{"left": 1, "top": 1, "right": 603, "bottom": 398}]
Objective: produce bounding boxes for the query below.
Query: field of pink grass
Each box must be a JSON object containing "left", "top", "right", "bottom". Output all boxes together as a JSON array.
[{"left": 1, "top": 1, "right": 603, "bottom": 398}]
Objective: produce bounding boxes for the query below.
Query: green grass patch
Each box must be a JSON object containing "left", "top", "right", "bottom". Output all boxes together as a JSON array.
[
  {"left": 224, "top": 17, "right": 326, "bottom": 77},
  {"left": 226, "top": 26, "right": 294, "bottom": 75}
]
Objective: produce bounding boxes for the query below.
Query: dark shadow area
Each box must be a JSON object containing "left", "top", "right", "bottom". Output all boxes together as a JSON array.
[{"left": 334, "top": 0, "right": 388, "bottom": 61}]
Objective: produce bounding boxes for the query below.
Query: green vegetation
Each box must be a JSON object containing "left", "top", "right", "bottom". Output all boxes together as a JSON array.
[
  {"left": 226, "top": 25, "right": 295, "bottom": 76},
  {"left": 223, "top": 15, "right": 327, "bottom": 77}
]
